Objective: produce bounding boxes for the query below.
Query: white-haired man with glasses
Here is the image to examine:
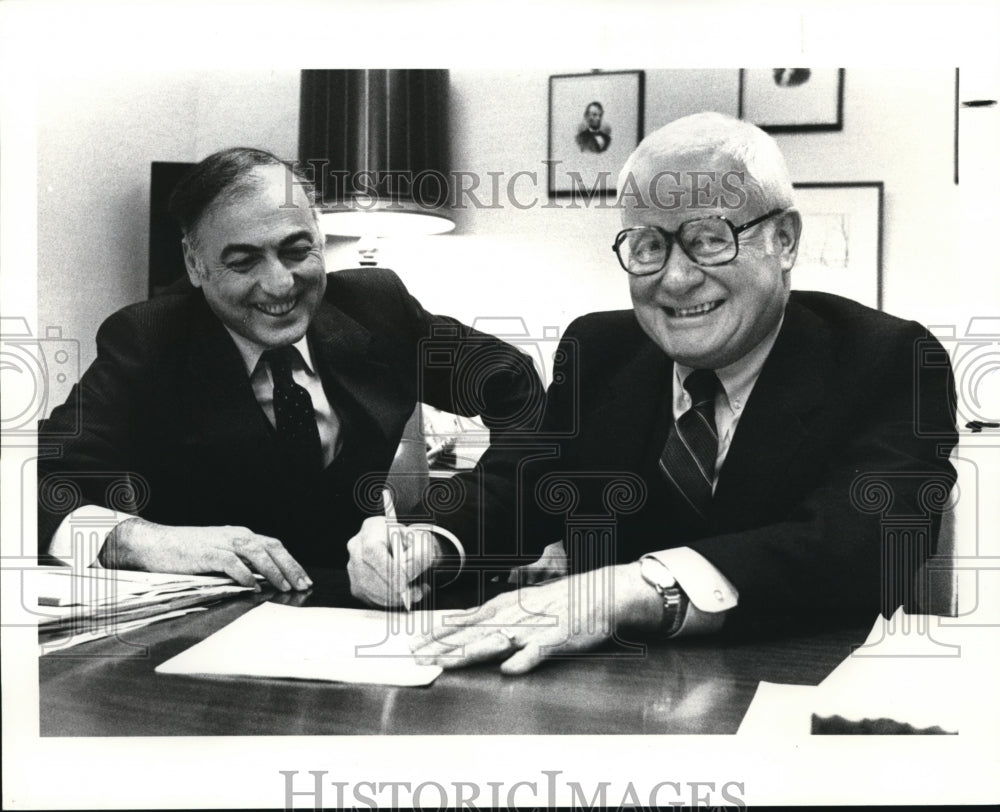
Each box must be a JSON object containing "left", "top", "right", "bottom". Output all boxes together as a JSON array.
[{"left": 412, "top": 112, "right": 957, "bottom": 674}]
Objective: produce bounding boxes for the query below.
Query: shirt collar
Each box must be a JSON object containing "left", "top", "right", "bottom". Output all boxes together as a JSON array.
[
  {"left": 223, "top": 326, "right": 317, "bottom": 377},
  {"left": 674, "top": 313, "right": 785, "bottom": 412}
]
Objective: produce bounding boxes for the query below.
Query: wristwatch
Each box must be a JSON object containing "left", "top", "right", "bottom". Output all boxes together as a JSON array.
[{"left": 639, "top": 555, "right": 689, "bottom": 637}]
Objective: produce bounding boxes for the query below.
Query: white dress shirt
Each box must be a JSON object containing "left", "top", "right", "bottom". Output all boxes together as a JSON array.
[
  {"left": 648, "top": 315, "right": 784, "bottom": 635},
  {"left": 227, "top": 330, "right": 341, "bottom": 467}
]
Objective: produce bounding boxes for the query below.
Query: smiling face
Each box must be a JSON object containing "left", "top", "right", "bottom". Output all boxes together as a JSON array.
[
  {"left": 624, "top": 153, "right": 800, "bottom": 370},
  {"left": 183, "top": 165, "right": 327, "bottom": 350}
]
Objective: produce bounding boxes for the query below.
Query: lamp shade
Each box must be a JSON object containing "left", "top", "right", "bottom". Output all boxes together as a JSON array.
[{"left": 299, "top": 69, "right": 454, "bottom": 237}]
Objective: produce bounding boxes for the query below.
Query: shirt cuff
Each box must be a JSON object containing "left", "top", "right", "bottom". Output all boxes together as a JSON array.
[
  {"left": 643, "top": 547, "right": 739, "bottom": 636},
  {"left": 47, "top": 506, "right": 138, "bottom": 569},
  {"left": 427, "top": 524, "right": 466, "bottom": 586}
]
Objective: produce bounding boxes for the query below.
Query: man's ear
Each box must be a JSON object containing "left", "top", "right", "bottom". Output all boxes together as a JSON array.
[
  {"left": 181, "top": 237, "right": 204, "bottom": 288},
  {"left": 773, "top": 209, "right": 802, "bottom": 272}
]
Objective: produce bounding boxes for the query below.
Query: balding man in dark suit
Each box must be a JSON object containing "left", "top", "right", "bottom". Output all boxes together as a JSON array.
[{"left": 38, "top": 147, "right": 543, "bottom": 601}]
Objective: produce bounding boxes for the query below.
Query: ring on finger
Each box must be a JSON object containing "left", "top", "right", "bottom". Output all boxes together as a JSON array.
[{"left": 496, "top": 627, "right": 518, "bottom": 647}]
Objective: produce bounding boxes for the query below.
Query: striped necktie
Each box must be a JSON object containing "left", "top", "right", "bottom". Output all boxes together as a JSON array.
[
  {"left": 658, "top": 369, "right": 720, "bottom": 521},
  {"left": 262, "top": 345, "right": 323, "bottom": 474}
]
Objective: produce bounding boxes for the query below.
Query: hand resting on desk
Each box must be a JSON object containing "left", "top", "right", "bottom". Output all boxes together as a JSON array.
[
  {"left": 411, "top": 562, "right": 663, "bottom": 674},
  {"left": 100, "top": 517, "right": 312, "bottom": 592}
]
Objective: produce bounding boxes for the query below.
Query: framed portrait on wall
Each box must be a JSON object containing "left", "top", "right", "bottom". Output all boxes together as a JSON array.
[
  {"left": 739, "top": 68, "right": 845, "bottom": 132},
  {"left": 548, "top": 70, "right": 644, "bottom": 198},
  {"left": 791, "top": 182, "right": 883, "bottom": 310}
]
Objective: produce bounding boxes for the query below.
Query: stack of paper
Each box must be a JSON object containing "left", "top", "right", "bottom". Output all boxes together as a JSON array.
[
  {"left": 738, "top": 608, "right": 975, "bottom": 735},
  {"left": 156, "top": 602, "right": 444, "bottom": 686},
  {"left": 806, "top": 611, "right": 966, "bottom": 734},
  {"left": 30, "top": 567, "right": 255, "bottom": 651}
]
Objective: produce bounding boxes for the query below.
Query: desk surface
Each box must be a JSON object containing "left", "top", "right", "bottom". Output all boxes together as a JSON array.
[{"left": 39, "top": 571, "right": 866, "bottom": 736}]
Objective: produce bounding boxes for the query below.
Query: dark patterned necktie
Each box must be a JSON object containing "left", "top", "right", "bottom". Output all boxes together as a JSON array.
[
  {"left": 262, "top": 345, "right": 323, "bottom": 474},
  {"left": 658, "top": 369, "right": 720, "bottom": 521}
]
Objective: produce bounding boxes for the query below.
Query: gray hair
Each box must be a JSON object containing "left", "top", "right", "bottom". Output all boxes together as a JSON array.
[
  {"left": 169, "top": 147, "right": 319, "bottom": 247},
  {"left": 617, "top": 112, "right": 795, "bottom": 215}
]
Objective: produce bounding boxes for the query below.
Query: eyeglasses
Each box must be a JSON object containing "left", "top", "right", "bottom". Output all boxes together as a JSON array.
[{"left": 612, "top": 208, "right": 786, "bottom": 276}]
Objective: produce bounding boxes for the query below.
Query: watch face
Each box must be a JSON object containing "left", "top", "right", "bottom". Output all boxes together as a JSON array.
[{"left": 640, "top": 556, "right": 677, "bottom": 590}]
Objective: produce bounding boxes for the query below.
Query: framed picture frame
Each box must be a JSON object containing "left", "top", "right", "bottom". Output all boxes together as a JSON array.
[
  {"left": 548, "top": 70, "right": 644, "bottom": 198},
  {"left": 739, "top": 69, "right": 845, "bottom": 132},
  {"left": 792, "top": 182, "right": 884, "bottom": 310}
]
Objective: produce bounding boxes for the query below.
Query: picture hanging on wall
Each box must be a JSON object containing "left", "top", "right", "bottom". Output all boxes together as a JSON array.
[
  {"left": 548, "top": 70, "right": 644, "bottom": 198},
  {"left": 739, "top": 69, "right": 845, "bottom": 132},
  {"left": 791, "top": 182, "right": 883, "bottom": 310}
]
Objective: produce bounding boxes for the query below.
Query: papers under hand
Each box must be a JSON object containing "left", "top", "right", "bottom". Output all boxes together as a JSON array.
[
  {"left": 30, "top": 567, "right": 256, "bottom": 651},
  {"left": 31, "top": 567, "right": 251, "bottom": 606},
  {"left": 42, "top": 607, "right": 211, "bottom": 650},
  {"left": 156, "top": 602, "right": 443, "bottom": 687}
]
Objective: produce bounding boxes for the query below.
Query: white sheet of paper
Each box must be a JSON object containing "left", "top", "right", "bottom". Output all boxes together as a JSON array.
[
  {"left": 737, "top": 681, "right": 817, "bottom": 736},
  {"left": 808, "top": 608, "right": 966, "bottom": 732},
  {"left": 739, "top": 608, "right": 970, "bottom": 735},
  {"left": 155, "top": 602, "right": 444, "bottom": 687}
]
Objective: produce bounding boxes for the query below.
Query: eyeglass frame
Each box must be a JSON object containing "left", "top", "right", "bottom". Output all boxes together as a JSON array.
[{"left": 612, "top": 208, "right": 788, "bottom": 276}]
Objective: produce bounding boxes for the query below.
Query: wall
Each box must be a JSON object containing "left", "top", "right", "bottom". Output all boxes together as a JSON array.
[
  {"left": 36, "top": 69, "right": 300, "bottom": 373},
  {"left": 36, "top": 67, "right": 992, "bottom": 384},
  {"left": 338, "top": 68, "right": 981, "bottom": 388}
]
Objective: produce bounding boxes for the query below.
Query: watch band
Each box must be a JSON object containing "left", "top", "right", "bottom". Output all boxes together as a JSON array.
[
  {"left": 639, "top": 555, "right": 690, "bottom": 637},
  {"left": 660, "top": 584, "right": 688, "bottom": 637}
]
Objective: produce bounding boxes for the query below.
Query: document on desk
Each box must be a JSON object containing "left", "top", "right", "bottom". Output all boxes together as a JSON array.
[
  {"left": 41, "top": 607, "right": 210, "bottom": 652},
  {"left": 738, "top": 608, "right": 969, "bottom": 735},
  {"left": 155, "top": 602, "right": 444, "bottom": 687},
  {"left": 29, "top": 567, "right": 249, "bottom": 608},
  {"left": 30, "top": 566, "right": 256, "bottom": 651}
]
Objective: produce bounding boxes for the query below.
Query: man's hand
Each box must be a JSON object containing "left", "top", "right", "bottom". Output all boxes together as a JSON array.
[
  {"left": 507, "top": 541, "right": 569, "bottom": 586},
  {"left": 346, "top": 516, "right": 443, "bottom": 608},
  {"left": 411, "top": 562, "right": 663, "bottom": 674},
  {"left": 100, "top": 517, "right": 312, "bottom": 592}
]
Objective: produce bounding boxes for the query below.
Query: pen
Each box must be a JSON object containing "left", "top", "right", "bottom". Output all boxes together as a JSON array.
[{"left": 382, "top": 487, "right": 411, "bottom": 611}]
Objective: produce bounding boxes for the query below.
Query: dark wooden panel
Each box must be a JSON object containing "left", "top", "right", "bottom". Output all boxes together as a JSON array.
[{"left": 148, "top": 161, "right": 194, "bottom": 297}]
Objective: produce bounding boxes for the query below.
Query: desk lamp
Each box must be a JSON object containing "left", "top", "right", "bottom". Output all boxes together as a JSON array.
[{"left": 299, "top": 68, "right": 455, "bottom": 264}]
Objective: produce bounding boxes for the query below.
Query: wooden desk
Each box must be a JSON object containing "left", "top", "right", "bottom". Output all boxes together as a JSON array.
[{"left": 39, "top": 571, "right": 866, "bottom": 736}]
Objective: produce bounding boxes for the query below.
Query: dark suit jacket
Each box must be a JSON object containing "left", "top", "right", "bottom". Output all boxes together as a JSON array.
[
  {"left": 37, "top": 267, "right": 544, "bottom": 568},
  {"left": 575, "top": 127, "right": 611, "bottom": 154},
  {"left": 473, "top": 292, "right": 957, "bottom": 630}
]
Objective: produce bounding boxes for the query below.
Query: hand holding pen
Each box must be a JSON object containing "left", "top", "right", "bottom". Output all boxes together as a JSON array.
[
  {"left": 345, "top": 489, "right": 449, "bottom": 609},
  {"left": 382, "top": 487, "right": 412, "bottom": 610}
]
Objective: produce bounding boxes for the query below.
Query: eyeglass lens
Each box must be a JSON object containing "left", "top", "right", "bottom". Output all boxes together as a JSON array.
[{"left": 618, "top": 219, "right": 737, "bottom": 274}]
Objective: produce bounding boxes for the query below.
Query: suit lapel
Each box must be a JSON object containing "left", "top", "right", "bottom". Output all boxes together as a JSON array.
[
  {"left": 711, "top": 299, "right": 830, "bottom": 524},
  {"left": 182, "top": 297, "right": 274, "bottom": 453},
  {"left": 180, "top": 295, "right": 404, "bottom": 468},
  {"left": 306, "top": 299, "right": 401, "bottom": 445},
  {"left": 582, "top": 335, "right": 674, "bottom": 471}
]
